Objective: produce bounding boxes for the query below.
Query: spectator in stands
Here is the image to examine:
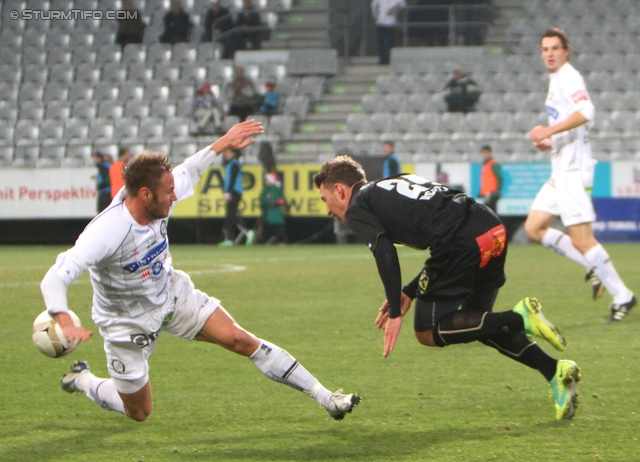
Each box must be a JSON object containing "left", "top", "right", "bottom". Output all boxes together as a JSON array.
[
  {"left": 159, "top": 1, "right": 192, "bottom": 44},
  {"left": 224, "top": 67, "right": 259, "bottom": 122},
  {"left": 235, "top": 0, "right": 264, "bottom": 51},
  {"left": 200, "top": 1, "right": 234, "bottom": 58},
  {"left": 444, "top": 67, "right": 480, "bottom": 113},
  {"left": 381, "top": 141, "right": 400, "bottom": 178},
  {"left": 478, "top": 145, "right": 502, "bottom": 213},
  {"left": 115, "top": 1, "right": 146, "bottom": 50},
  {"left": 109, "top": 147, "right": 132, "bottom": 199},
  {"left": 91, "top": 151, "right": 111, "bottom": 213},
  {"left": 371, "top": 0, "right": 406, "bottom": 65},
  {"left": 192, "top": 82, "right": 225, "bottom": 135},
  {"left": 257, "top": 81, "right": 279, "bottom": 116},
  {"left": 258, "top": 173, "right": 287, "bottom": 244}
]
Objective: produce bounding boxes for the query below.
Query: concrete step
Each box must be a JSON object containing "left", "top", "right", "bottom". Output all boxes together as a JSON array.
[
  {"left": 328, "top": 81, "right": 376, "bottom": 95},
  {"left": 283, "top": 140, "right": 333, "bottom": 155},
  {"left": 331, "top": 73, "right": 379, "bottom": 84},
  {"left": 298, "top": 120, "right": 346, "bottom": 134},
  {"left": 289, "top": 132, "right": 332, "bottom": 142},
  {"left": 343, "top": 64, "right": 389, "bottom": 77},
  {"left": 278, "top": 11, "right": 328, "bottom": 28},
  {"left": 262, "top": 37, "right": 329, "bottom": 49},
  {"left": 313, "top": 101, "right": 362, "bottom": 114},
  {"left": 306, "top": 111, "right": 356, "bottom": 123}
]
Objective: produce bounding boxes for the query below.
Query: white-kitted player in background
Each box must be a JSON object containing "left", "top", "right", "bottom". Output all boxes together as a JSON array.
[
  {"left": 40, "top": 120, "right": 360, "bottom": 422},
  {"left": 525, "top": 27, "right": 636, "bottom": 322}
]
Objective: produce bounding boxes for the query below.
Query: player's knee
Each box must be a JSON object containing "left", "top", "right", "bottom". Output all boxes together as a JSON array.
[
  {"left": 415, "top": 329, "right": 438, "bottom": 347},
  {"left": 523, "top": 220, "right": 543, "bottom": 243}
]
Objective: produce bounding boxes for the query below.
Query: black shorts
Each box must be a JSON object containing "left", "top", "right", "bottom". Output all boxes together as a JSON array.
[{"left": 413, "top": 203, "right": 507, "bottom": 331}]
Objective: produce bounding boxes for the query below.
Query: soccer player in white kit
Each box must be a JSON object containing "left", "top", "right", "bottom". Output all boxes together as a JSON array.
[
  {"left": 525, "top": 28, "right": 636, "bottom": 322},
  {"left": 40, "top": 120, "right": 360, "bottom": 422}
]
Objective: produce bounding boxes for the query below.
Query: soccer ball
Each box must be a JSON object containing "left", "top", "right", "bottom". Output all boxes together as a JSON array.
[{"left": 32, "top": 310, "right": 82, "bottom": 358}]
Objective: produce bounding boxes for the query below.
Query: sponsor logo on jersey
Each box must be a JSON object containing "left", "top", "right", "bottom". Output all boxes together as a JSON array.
[
  {"left": 571, "top": 90, "right": 589, "bottom": 103},
  {"left": 475, "top": 224, "right": 506, "bottom": 268},
  {"left": 151, "top": 261, "right": 163, "bottom": 276},
  {"left": 546, "top": 105, "right": 559, "bottom": 120},
  {"left": 141, "top": 268, "right": 150, "bottom": 280},
  {"left": 123, "top": 239, "right": 168, "bottom": 273},
  {"left": 160, "top": 220, "right": 167, "bottom": 237},
  {"left": 134, "top": 228, "right": 150, "bottom": 234}
]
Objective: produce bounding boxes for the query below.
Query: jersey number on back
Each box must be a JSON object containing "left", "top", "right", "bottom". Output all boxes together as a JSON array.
[{"left": 376, "top": 175, "right": 447, "bottom": 201}]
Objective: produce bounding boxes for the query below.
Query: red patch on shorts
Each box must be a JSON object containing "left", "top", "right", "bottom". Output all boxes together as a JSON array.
[{"left": 476, "top": 224, "right": 506, "bottom": 268}]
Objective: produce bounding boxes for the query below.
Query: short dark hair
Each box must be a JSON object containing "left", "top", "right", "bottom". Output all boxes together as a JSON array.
[
  {"left": 481, "top": 145, "right": 492, "bottom": 152},
  {"left": 124, "top": 150, "right": 172, "bottom": 197},
  {"left": 314, "top": 155, "right": 367, "bottom": 189},
  {"left": 542, "top": 27, "right": 570, "bottom": 51}
]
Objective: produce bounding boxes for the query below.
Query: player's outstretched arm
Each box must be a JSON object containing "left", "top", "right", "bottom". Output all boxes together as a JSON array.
[
  {"left": 211, "top": 119, "right": 264, "bottom": 154},
  {"left": 375, "top": 292, "right": 413, "bottom": 329},
  {"left": 52, "top": 312, "right": 94, "bottom": 342}
]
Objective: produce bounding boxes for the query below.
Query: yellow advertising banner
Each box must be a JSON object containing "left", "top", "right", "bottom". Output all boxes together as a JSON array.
[{"left": 172, "top": 164, "right": 327, "bottom": 218}]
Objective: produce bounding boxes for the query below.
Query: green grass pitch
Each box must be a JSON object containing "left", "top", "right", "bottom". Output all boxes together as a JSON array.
[{"left": 1, "top": 242, "right": 639, "bottom": 461}]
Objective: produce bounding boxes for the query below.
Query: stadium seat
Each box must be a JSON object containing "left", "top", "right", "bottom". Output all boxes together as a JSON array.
[
  {"left": 346, "top": 113, "right": 374, "bottom": 133},
  {"left": 22, "top": 64, "right": 48, "bottom": 86},
  {"left": 405, "top": 93, "right": 435, "bottom": 113},
  {"left": 360, "top": 94, "right": 385, "bottom": 113},
  {"left": 73, "top": 64, "right": 100, "bottom": 85},
  {"left": 144, "top": 82, "right": 170, "bottom": 102},
  {"left": 94, "top": 84, "right": 120, "bottom": 101},
  {"left": 114, "top": 119, "right": 140, "bottom": 143},
  {"left": 19, "top": 101, "right": 45, "bottom": 121},
  {"left": 97, "top": 101, "right": 124, "bottom": 119},
  {"left": 12, "top": 145, "right": 40, "bottom": 167},
  {"left": 0, "top": 103, "right": 18, "bottom": 122},
  {"left": 170, "top": 141, "right": 198, "bottom": 164},
  {"left": 297, "top": 76, "right": 326, "bottom": 101},
  {"left": 62, "top": 144, "right": 93, "bottom": 167},
  {"left": 0, "top": 125, "right": 15, "bottom": 145},
  {"left": 147, "top": 43, "right": 173, "bottom": 64},
  {"left": 0, "top": 145, "right": 13, "bottom": 167},
  {"left": 44, "top": 101, "right": 71, "bottom": 121},
  {"left": 119, "top": 84, "right": 145, "bottom": 102},
  {"left": 39, "top": 120, "right": 65, "bottom": 144},
  {"left": 164, "top": 118, "right": 191, "bottom": 141},
  {"left": 122, "top": 44, "right": 147, "bottom": 65},
  {"left": 369, "top": 112, "right": 395, "bottom": 133},
  {"left": 266, "top": 115, "right": 294, "bottom": 139},
  {"left": 172, "top": 44, "right": 198, "bottom": 64},
  {"left": 151, "top": 100, "right": 177, "bottom": 119},
  {"left": 101, "top": 65, "right": 127, "bottom": 84},
  {"left": 124, "top": 101, "right": 151, "bottom": 119},
  {"left": 139, "top": 118, "right": 166, "bottom": 141},
  {"left": 48, "top": 64, "right": 75, "bottom": 85},
  {"left": 283, "top": 95, "right": 309, "bottom": 119},
  {"left": 154, "top": 63, "right": 181, "bottom": 83},
  {"left": 71, "top": 100, "right": 97, "bottom": 120},
  {"left": 36, "top": 145, "right": 66, "bottom": 167},
  {"left": 90, "top": 119, "right": 116, "bottom": 143},
  {"left": 64, "top": 119, "right": 91, "bottom": 143},
  {"left": 181, "top": 65, "right": 208, "bottom": 84},
  {"left": 127, "top": 63, "right": 154, "bottom": 83},
  {"left": 18, "top": 83, "right": 45, "bottom": 104},
  {"left": 382, "top": 93, "right": 409, "bottom": 113}
]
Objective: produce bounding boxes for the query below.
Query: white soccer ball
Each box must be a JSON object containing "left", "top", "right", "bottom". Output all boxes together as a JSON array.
[{"left": 32, "top": 310, "right": 82, "bottom": 358}]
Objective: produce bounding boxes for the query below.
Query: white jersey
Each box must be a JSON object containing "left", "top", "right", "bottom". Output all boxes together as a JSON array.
[
  {"left": 371, "top": 0, "right": 406, "bottom": 26},
  {"left": 41, "top": 146, "right": 218, "bottom": 330},
  {"left": 545, "top": 62, "right": 596, "bottom": 173}
]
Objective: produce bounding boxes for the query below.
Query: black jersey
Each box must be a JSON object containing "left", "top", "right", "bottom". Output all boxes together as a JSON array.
[
  {"left": 345, "top": 174, "right": 474, "bottom": 253},
  {"left": 345, "top": 174, "right": 480, "bottom": 318}
]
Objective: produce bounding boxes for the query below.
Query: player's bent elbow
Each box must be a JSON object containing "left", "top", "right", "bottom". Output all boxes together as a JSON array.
[{"left": 126, "top": 407, "right": 152, "bottom": 422}]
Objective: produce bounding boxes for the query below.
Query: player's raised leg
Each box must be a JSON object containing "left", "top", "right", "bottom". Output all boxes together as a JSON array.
[{"left": 196, "top": 306, "right": 361, "bottom": 420}]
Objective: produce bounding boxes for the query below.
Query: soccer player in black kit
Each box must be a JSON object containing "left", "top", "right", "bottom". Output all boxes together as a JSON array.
[{"left": 314, "top": 155, "right": 581, "bottom": 420}]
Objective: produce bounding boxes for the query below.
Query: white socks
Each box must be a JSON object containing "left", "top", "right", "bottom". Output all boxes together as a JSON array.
[
  {"left": 77, "top": 373, "right": 126, "bottom": 415},
  {"left": 542, "top": 229, "right": 632, "bottom": 304},
  {"left": 249, "top": 340, "right": 332, "bottom": 408},
  {"left": 583, "top": 244, "right": 633, "bottom": 304},
  {"left": 541, "top": 228, "right": 590, "bottom": 269}
]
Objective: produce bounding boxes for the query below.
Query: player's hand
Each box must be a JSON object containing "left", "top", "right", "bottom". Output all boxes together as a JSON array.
[
  {"left": 375, "top": 293, "right": 414, "bottom": 329},
  {"left": 529, "top": 125, "right": 553, "bottom": 143},
  {"left": 383, "top": 316, "right": 402, "bottom": 358},
  {"left": 211, "top": 119, "right": 264, "bottom": 153},
  {"left": 53, "top": 312, "right": 94, "bottom": 342},
  {"left": 533, "top": 138, "right": 552, "bottom": 151}
]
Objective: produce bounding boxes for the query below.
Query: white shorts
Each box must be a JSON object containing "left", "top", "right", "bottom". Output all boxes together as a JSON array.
[
  {"left": 100, "top": 270, "right": 219, "bottom": 385},
  {"left": 530, "top": 169, "right": 596, "bottom": 227}
]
